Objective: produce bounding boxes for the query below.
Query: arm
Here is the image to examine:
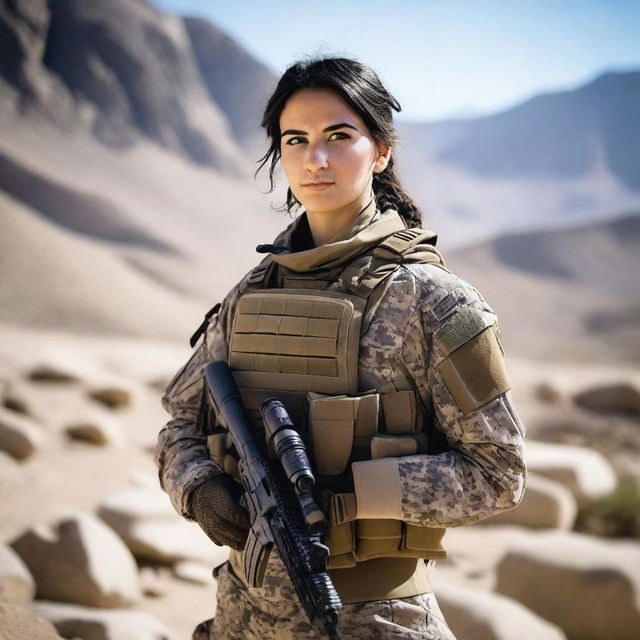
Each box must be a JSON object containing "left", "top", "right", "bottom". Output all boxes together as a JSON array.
[
  {"left": 351, "top": 268, "right": 526, "bottom": 527},
  {"left": 154, "top": 281, "right": 243, "bottom": 519}
]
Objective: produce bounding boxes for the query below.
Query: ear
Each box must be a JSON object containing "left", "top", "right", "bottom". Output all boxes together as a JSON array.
[{"left": 373, "top": 143, "right": 392, "bottom": 174}]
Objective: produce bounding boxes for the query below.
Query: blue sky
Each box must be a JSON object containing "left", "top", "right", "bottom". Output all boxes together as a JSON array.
[{"left": 156, "top": 0, "right": 640, "bottom": 121}]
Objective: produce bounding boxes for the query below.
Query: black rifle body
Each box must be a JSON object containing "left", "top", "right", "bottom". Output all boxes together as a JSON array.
[{"left": 203, "top": 360, "right": 341, "bottom": 640}]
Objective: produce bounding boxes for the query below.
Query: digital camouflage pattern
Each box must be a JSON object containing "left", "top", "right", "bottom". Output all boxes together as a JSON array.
[
  {"left": 155, "top": 203, "right": 526, "bottom": 638},
  {"left": 192, "top": 560, "right": 455, "bottom": 640}
]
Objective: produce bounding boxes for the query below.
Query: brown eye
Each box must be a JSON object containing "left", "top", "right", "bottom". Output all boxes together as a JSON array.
[
  {"left": 286, "top": 137, "right": 306, "bottom": 146},
  {"left": 328, "top": 131, "right": 350, "bottom": 141}
]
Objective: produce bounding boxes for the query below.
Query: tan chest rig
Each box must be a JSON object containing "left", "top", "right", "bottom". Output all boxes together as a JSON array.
[{"left": 207, "top": 228, "right": 449, "bottom": 595}]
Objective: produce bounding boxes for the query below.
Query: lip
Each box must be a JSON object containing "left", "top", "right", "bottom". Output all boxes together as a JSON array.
[{"left": 301, "top": 181, "right": 334, "bottom": 189}]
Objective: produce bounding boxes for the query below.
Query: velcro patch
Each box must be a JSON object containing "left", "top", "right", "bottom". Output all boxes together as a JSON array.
[
  {"left": 436, "top": 305, "right": 494, "bottom": 355},
  {"left": 438, "top": 326, "right": 511, "bottom": 414}
]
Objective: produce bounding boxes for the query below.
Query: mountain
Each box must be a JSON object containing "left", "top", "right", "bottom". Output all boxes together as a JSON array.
[
  {"left": 396, "top": 71, "right": 640, "bottom": 250},
  {"left": 1, "top": 0, "right": 249, "bottom": 174},
  {"left": 447, "top": 213, "right": 640, "bottom": 363},
  {"left": 0, "top": 0, "right": 286, "bottom": 308},
  {"left": 437, "top": 72, "right": 640, "bottom": 190},
  {"left": 183, "top": 16, "right": 278, "bottom": 157}
]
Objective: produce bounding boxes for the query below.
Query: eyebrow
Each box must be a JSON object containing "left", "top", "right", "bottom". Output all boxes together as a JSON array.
[{"left": 280, "top": 122, "right": 358, "bottom": 137}]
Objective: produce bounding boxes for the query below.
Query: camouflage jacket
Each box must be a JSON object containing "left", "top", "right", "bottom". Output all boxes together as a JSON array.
[{"left": 155, "top": 200, "right": 526, "bottom": 529}]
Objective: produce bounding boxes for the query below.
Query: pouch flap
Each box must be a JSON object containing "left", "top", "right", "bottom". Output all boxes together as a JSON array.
[
  {"left": 371, "top": 435, "right": 418, "bottom": 459},
  {"left": 357, "top": 519, "right": 402, "bottom": 540},
  {"left": 381, "top": 390, "right": 419, "bottom": 434},
  {"left": 309, "top": 396, "right": 355, "bottom": 475}
]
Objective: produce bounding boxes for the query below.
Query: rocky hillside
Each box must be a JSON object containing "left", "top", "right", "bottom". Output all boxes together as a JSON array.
[
  {"left": 397, "top": 71, "right": 640, "bottom": 249},
  {"left": 183, "top": 16, "right": 278, "bottom": 157},
  {"left": 448, "top": 213, "right": 640, "bottom": 362}
]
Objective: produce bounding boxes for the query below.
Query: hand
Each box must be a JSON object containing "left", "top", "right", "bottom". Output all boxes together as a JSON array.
[{"left": 190, "top": 475, "right": 250, "bottom": 550}]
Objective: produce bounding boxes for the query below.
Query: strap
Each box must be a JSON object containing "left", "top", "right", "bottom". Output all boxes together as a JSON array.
[
  {"left": 245, "top": 255, "right": 279, "bottom": 289},
  {"left": 189, "top": 302, "right": 221, "bottom": 348},
  {"left": 375, "top": 228, "right": 438, "bottom": 258}
]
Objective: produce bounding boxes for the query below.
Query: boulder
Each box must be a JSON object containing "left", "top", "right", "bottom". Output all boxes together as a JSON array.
[
  {"left": 139, "top": 567, "right": 165, "bottom": 598},
  {"left": 481, "top": 473, "right": 577, "bottom": 530},
  {"left": 525, "top": 441, "right": 617, "bottom": 507},
  {"left": 97, "top": 486, "right": 228, "bottom": 565},
  {"left": 2, "top": 386, "right": 31, "bottom": 416},
  {"left": 88, "top": 386, "right": 132, "bottom": 409},
  {"left": 64, "top": 416, "right": 122, "bottom": 446},
  {"left": 32, "top": 601, "right": 175, "bottom": 640},
  {"left": 10, "top": 513, "right": 141, "bottom": 608},
  {"left": 0, "top": 544, "right": 35, "bottom": 604},
  {"left": 436, "top": 579, "right": 567, "bottom": 640},
  {"left": 534, "top": 380, "right": 566, "bottom": 406},
  {"left": 0, "top": 601, "right": 62, "bottom": 640},
  {"left": 496, "top": 531, "right": 640, "bottom": 640},
  {"left": 27, "top": 364, "right": 80, "bottom": 384},
  {"left": 573, "top": 381, "right": 640, "bottom": 415},
  {"left": 0, "top": 408, "right": 42, "bottom": 460}
]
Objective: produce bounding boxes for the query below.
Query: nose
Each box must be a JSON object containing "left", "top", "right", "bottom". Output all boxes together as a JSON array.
[{"left": 304, "top": 141, "right": 329, "bottom": 173}]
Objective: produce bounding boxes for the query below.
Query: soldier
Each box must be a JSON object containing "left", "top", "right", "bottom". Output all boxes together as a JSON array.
[{"left": 155, "top": 56, "right": 526, "bottom": 639}]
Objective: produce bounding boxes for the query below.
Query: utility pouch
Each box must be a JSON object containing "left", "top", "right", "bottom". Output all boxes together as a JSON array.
[
  {"left": 355, "top": 519, "right": 403, "bottom": 561},
  {"left": 308, "top": 392, "right": 379, "bottom": 474},
  {"left": 381, "top": 390, "right": 421, "bottom": 434},
  {"left": 370, "top": 434, "right": 426, "bottom": 459},
  {"left": 401, "top": 524, "right": 447, "bottom": 559},
  {"left": 325, "top": 492, "right": 357, "bottom": 570}
]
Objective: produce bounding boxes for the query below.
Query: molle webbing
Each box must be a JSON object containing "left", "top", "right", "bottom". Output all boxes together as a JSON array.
[{"left": 229, "top": 290, "right": 364, "bottom": 395}]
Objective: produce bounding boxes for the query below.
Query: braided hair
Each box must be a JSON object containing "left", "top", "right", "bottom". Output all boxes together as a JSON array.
[{"left": 256, "top": 56, "right": 422, "bottom": 228}]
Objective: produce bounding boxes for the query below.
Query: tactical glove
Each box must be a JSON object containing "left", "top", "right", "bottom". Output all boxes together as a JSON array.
[{"left": 190, "top": 474, "right": 250, "bottom": 551}]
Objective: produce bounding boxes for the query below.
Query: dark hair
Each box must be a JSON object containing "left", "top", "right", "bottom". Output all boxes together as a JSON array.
[{"left": 255, "top": 56, "right": 422, "bottom": 228}]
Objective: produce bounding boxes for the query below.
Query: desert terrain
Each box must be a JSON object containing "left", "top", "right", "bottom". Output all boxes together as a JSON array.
[{"left": 1, "top": 1, "right": 639, "bottom": 639}]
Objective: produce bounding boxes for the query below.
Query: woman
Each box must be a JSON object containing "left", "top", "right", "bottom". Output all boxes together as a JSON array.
[{"left": 155, "top": 56, "right": 526, "bottom": 639}]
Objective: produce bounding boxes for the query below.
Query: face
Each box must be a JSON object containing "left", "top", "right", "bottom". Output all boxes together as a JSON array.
[{"left": 279, "top": 88, "right": 390, "bottom": 216}]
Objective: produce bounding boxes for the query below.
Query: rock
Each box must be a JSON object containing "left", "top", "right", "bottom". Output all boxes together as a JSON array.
[
  {"left": 435, "top": 579, "right": 567, "bottom": 640},
  {"left": 10, "top": 513, "right": 141, "bottom": 608},
  {"left": 32, "top": 601, "right": 175, "bottom": 640},
  {"left": 2, "top": 386, "right": 31, "bottom": 416},
  {"left": 0, "top": 408, "right": 42, "bottom": 460},
  {"left": 172, "top": 561, "right": 212, "bottom": 585},
  {"left": 496, "top": 531, "right": 640, "bottom": 640},
  {"left": 481, "top": 473, "right": 578, "bottom": 530},
  {"left": 0, "top": 601, "right": 62, "bottom": 640},
  {"left": 574, "top": 381, "right": 640, "bottom": 415},
  {"left": 97, "top": 486, "right": 228, "bottom": 565},
  {"left": 139, "top": 567, "right": 165, "bottom": 598},
  {"left": 525, "top": 440, "right": 617, "bottom": 507},
  {"left": 535, "top": 381, "right": 566, "bottom": 405},
  {"left": 88, "top": 386, "right": 132, "bottom": 409},
  {"left": 64, "top": 417, "right": 122, "bottom": 446},
  {"left": 0, "top": 544, "right": 35, "bottom": 604},
  {"left": 28, "top": 364, "right": 80, "bottom": 384}
]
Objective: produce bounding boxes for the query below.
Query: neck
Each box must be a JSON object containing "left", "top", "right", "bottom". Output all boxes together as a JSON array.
[{"left": 306, "top": 189, "right": 374, "bottom": 247}]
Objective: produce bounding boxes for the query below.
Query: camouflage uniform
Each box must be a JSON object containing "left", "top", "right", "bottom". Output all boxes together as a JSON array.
[{"left": 155, "top": 200, "right": 526, "bottom": 639}]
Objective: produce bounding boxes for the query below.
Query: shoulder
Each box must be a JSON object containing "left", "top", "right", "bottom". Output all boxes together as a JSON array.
[{"left": 400, "top": 262, "right": 499, "bottom": 348}]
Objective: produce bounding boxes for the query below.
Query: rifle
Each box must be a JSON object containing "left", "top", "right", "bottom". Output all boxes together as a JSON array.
[{"left": 203, "top": 360, "right": 342, "bottom": 640}]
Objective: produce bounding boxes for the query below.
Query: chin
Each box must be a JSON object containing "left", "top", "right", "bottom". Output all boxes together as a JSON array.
[{"left": 299, "top": 194, "right": 352, "bottom": 213}]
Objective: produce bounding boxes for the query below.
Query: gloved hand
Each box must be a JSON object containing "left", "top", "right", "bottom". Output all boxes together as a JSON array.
[{"left": 190, "top": 474, "right": 250, "bottom": 551}]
